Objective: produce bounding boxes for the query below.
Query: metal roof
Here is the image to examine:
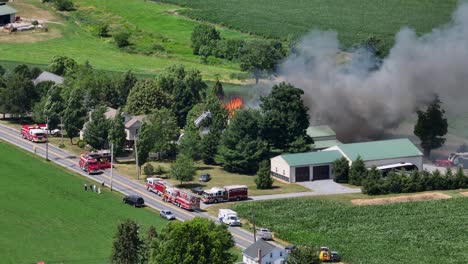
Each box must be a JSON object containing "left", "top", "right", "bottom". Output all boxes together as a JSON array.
[
  {"left": 281, "top": 150, "right": 342, "bottom": 166},
  {"left": 338, "top": 138, "right": 423, "bottom": 161},
  {"left": 243, "top": 239, "right": 278, "bottom": 259},
  {"left": 33, "top": 71, "right": 64, "bottom": 85},
  {"left": 0, "top": 4, "right": 16, "bottom": 16},
  {"left": 306, "top": 125, "right": 336, "bottom": 138},
  {"left": 312, "top": 139, "right": 342, "bottom": 149}
]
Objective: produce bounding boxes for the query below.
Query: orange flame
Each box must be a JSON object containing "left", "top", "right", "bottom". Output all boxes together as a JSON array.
[{"left": 225, "top": 97, "right": 243, "bottom": 118}]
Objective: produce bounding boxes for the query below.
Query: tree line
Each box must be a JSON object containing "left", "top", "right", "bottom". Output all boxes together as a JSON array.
[
  {"left": 111, "top": 217, "right": 320, "bottom": 264},
  {"left": 333, "top": 156, "right": 468, "bottom": 195}
]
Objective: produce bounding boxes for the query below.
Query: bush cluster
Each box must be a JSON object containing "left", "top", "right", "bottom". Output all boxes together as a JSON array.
[
  {"left": 43, "top": 0, "right": 74, "bottom": 11},
  {"left": 362, "top": 167, "right": 468, "bottom": 195}
]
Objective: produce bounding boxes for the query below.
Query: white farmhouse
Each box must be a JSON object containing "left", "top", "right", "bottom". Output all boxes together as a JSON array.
[{"left": 242, "top": 239, "right": 287, "bottom": 264}]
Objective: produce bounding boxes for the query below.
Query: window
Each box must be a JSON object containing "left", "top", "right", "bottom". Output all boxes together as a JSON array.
[
  {"left": 283, "top": 170, "right": 285, "bottom": 175},
  {"left": 275, "top": 167, "right": 278, "bottom": 172},
  {"left": 266, "top": 262, "right": 272, "bottom": 264},
  {"left": 280, "top": 252, "right": 283, "bottom": 257},
  {"left": 270, "top": 252, "right": 273, "bottom": 258}
]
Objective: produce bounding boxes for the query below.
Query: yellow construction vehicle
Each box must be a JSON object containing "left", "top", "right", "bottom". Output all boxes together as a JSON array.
[{"left": 319, "top": 247, "right": 331, "bottom": 262}]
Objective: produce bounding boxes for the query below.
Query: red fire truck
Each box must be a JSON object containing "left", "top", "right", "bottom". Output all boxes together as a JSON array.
[
  {"left": 21, "top": 124, "right": 47, "bottom": 143},
  {"left": 87, "top": 150, "right": 112, "bottom": 170},
  {"left": 146, "top": 178, "right": 169, "bottom": 196},
  {"left": 201, "top": 185, "right": 248, "bottom": 204},
  {"left": 79, "top": 154, "right": 101, "bottom": 174},
  {"left": 163, "top": 187, "right": 200, "bottom": 211}
]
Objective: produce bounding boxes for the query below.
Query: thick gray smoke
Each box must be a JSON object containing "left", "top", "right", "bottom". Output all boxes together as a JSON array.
[{"left": 277, "top": 3, "right": 468, "bottom": 142}]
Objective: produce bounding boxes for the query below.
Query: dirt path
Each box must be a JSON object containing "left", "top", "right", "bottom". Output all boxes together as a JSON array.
[{"left": 352, "top": 192, "right": 451, "bottom": 206}]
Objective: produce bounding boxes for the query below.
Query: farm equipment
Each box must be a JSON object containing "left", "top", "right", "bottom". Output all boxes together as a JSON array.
[
  {"left": 21, "top": 124, "right": 48, "bottom": 143},
  {"left": 436, "top": 152, "right": 468, "bottom": 168},
  {"left": 163, "top": 187, "right": 200, "bottom": 211},
  {"left": 201, "top": 185, "right": 248, "bottom": 204},
  {"left": 319, "top": 247, "right": 341, "bottom": 262}
]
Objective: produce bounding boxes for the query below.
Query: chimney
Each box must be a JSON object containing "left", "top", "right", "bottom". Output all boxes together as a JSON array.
[{"left": 257, "top": 248, "right": 262, "bottom": 264}]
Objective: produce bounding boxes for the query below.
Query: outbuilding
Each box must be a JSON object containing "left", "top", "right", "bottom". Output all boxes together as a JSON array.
[
  {"left": 307, "top": 125, "right": 342, "bottom": 150},
  {"left": 0, "top": 3, "right": 16, "bottom": 26},
  {"left": 271, "top": 138, "right": 423, "bottom": 183}
]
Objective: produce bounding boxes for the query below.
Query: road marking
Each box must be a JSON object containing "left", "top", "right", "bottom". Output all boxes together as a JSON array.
[{"left": 0, "top": 127, "right": 253, "bottom": 244}]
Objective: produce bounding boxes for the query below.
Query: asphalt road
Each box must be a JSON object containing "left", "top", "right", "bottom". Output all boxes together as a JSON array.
[{"left": 0, "top": 124, "right": 256, "bottom": 249}]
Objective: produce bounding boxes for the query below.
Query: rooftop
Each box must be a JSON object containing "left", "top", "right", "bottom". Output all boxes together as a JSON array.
[
  {"left": 307, "top": 125, "right": 336, "bottom": 139},
  {"left": 125, "top": 116, "right": 144, "bottom": 128},
  {"left": 312, "top": 139, "right": 342, "bottom": 149},
  {"left": 33, "top": 71, "right": 64, "bottom": 85},
  {"left": 337, "top": 138, "right": 423, "bottom": 161},
  {"left": 0, "top": 4, "right": 17, "bottom": 16},
  {"left": 243, "top": 239, "right": 278, "bottom": 259},
  {"left": 281, "top": 150, "right": 342, "bottom": 166}
]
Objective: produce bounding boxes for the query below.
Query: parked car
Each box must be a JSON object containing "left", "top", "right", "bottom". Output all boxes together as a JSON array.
[
  {"left": 191, "top": 187, "right": 205, "bottom": 195},
  {"left": 198, "top": 173, "right": 211, "bottom": 182},
  {"left": 256, "top": 228, "right": 273, "bottom": 240},
  {"left": 160, "top": 210, "right": 176, "bottom": 220},
  {"left": 330, "top": 251, "right": 341, "bottom": 262},
  {"left": 123, "top": 195, "right": 144, "bottom": 207}
]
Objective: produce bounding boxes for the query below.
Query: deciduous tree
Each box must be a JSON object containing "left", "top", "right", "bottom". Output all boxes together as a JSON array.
[
  {"left": 414, "top": 95, "right": 448, "bottom": 157},
  {"left": 84, "top": 105, "right": 111, "bottom": 149},
  {"left": 43, "top": 85, "right": 65, "bottom": 130},
  {"left": 150, "top": 217, "right": 235, "bottom": 264},
  {"left": 191, "top": 24, "right": 220, "bottom": 55},
  {"left": 108, "top": 109, "right": 127, "bottom": 156},
  {"left": 286, "top": 246, "right": 320, "bottom": 264},
  {"left": 261, "top": 82, "right": 311, "bottom": 152},
  {"left": 239, "top": 40, "right": 285, "bottom": 83},
  {"left": 63, "top": 88, "right": 87, "bottom": 144},
  {"left": 170, "top": 154, "right": 196, "bottom": 185},
  {"left": 48, "top": 55, "right": 77, "bottom": 76},
  {"left": 125, "top": 79, "right": 173, "bottom": 115}
]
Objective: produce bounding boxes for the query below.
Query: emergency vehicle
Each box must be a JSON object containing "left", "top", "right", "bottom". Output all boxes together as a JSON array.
[
  {"left": 163, "top": 187, "right": 200, "bottom": 211},
  {"left": 201, "top": 185, "right": 248, "bottom": 204},
  {"left": 21, "top": 124, "right": 47, "bottom": 143},
  {"left": 146, "top": 178, "right": 169, "bottom": 196},
  {"left": 79, "top": 154, "right": 101, "bottom": 174}
]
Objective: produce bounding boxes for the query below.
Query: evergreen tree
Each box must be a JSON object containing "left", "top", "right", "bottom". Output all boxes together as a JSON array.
[
  {"left": 110, "top": 219, "right": 142, "bottom": 264},
  {"left": 454, "top": 167, "right": 467, "bottom": 189},
  {"left": 362, "top": 166, "right": 384, "bottom": 195},
  {"left": 217, "top": 109, "right": 269, "bottom": 174},
  {"left": 178, "top": 127, "right": 202, "bottom": 160},
  {"left": 84, "top": 105, "right": 111, "bottom": 149},
  {"left": 261, "top": 82, "right": 312, "bottom": 152},
  {"left": 414, "top": 94, "right": 448, "bottom": 157},
  {"left": 117, "top": 70, "right": 137, "bottom": 107},
  {"left": 333, "top": 157, "right": 350, "bottom": 183},
  {"left": 63, "top": 88, "right": 87, "bottom": 144},
  {"left": 136, "top": 120, "right": 154, "bottom": 175},
  {"left": 170, "top": 154, "right": 196, "bottom": 185},
  {"left": 108, "top": 109, "right": 127, "bottom": 156},
  {"left": 147, "top": 108, "right": 179, "bottom": 158},
  {"left": 43, "top": 85, "right": 65, "bottom": 130},
  {"left": 201, "top": 94, "right": 228, "bottom": 164},
  {"left": 141, "top": 226, "right": 158, "bottom": 264},
  {"left": 255, "top": 160, "right": 273, "bottom": 189},
  {"left": 211, "top": 79, "right": 224, "bottom": 100},
  {"left": 150, "top": 217, "right": 235, "bottom": 264},
  {"left": 349, "top": 156, "right": 367, "bottom": 185}
]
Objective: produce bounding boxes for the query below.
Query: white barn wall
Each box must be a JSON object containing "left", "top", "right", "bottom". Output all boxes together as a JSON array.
[{"left": 270, "top": 156, "right": 291, "bottom": 182}]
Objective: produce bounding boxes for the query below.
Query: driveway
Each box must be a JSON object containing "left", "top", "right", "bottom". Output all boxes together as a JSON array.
[{"left": 297, "top": 179, "right": 361, "bottom": 195}]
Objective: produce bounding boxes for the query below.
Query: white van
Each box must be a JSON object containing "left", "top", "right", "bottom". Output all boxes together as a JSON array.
[{"left": 218, "top": 209, "right": 241, "bottom": 226}]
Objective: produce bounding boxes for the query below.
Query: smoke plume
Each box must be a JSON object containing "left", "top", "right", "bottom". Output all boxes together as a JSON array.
[{"left": 277, "top": 3, "right": 468, "bottom": 141}]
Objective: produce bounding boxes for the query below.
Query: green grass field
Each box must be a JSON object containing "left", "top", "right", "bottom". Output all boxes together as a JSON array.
[
  {"left": 156, "top": 0, "right": 458, "bottom": 49},
  {"left": 232, "top": 194, "right": 468, "bottom": 264},
  {"left": 0, "top": 140, "right": 168, "bottom": 264},
  {"left": 0, "top": 0, "right": 249, "bottom": 81}
]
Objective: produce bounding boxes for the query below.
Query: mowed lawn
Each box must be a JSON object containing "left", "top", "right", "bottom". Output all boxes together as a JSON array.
[
  {"left": 0, "top": 0, "right": 245, "bottom": 80},
  {"left": 233, "top": 195, "right": 468, "bottom": 264},
  {"left": 157, "top": 0, "right": 458, "bottom": 48},
  {"left": 0, "top": 141, "right": 168, "bottom": 264}
]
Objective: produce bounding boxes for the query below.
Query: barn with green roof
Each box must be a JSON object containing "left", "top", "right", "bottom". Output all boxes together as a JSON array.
[{"left": 271, "top": 138, "right": 423, "bottom": 183}]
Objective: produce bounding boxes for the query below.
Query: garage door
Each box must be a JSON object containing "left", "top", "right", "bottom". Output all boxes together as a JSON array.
[
  {"left": 295, "top": 167, "right": 310, "bottom": 182},
  {"left": 313, "top": 165, "right": 330, "bottom": 180}
]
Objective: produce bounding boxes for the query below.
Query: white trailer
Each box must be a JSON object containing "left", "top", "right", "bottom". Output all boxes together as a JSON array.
[{"left": 218, "top": 209, "right": 241, "bottom": 226}]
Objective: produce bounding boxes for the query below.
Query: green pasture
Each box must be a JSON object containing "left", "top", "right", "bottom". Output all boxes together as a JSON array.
[{"left": 0, "top": 140, "right": 168, "bottom": 264}]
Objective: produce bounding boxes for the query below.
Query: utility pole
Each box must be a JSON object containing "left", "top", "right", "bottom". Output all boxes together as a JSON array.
[
  {"left": 60, "top": 116, "right": 64, "bottom": 145},
  {"left": 110, "top": 143, "right": 114, "bottom": 192},
  {"left": 252, "top": 207, "right": 257, "bottom": 243},
  {"left": 134, "top": 135, "right": 139, "bottom": 180},
  {"left": 45, "top": 116, "right": 49, "bottom": 161}
]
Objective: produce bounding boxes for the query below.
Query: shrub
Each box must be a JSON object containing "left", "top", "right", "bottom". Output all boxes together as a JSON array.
[
  {"left": 255, "top": 160, "right": 273, "bottom": 189},
  {"left": 58, "top": 143, "right": 66, "bottom": 149},
  {"left": 77, "top": 140, "right": 86, "bottom": 149},
  {"left": 114, "top": 32, "right": 131, "bottom": 48},
  {"left": 97, "top": 23, "right": 110, "bottom": 38},
  {"left": 349, "top": 156, "right": 366, "bottom": 185},
  {"left": 333, "top": 157, "right": 349, "bottom": 183},
  {"left": 155, "top": 165, "right": 165, "bottom": 176},
  {"left": 144, "top": 163, "right": 155, "bottom": 176},
  {"left": 54, "top": 0, "right": 75, "bottom": 11}
]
